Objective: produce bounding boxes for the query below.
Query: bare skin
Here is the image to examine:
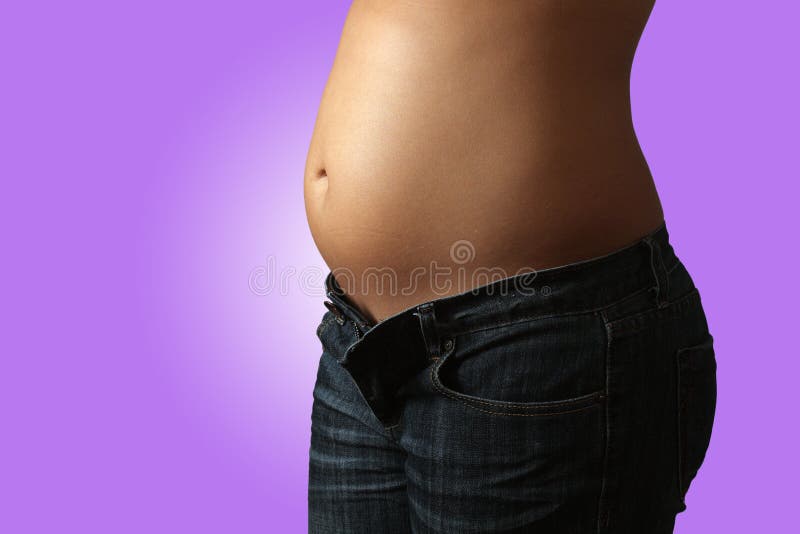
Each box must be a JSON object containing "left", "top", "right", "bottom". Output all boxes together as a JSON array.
[{"left": 305, "top": 0, "right": 664, "bottom": 324}]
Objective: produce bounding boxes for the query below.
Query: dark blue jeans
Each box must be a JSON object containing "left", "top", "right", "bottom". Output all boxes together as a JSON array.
[{"left": 308, "top": 225, "right": 716, "bottom": 533}]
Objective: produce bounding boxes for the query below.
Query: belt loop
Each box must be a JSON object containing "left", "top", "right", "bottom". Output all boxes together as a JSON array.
[
  {"left": 644, "top": 236, "right": 670, "bottom": 308},
  {"left": 413, "top": 302, "right": 441, "bottom": 359}
]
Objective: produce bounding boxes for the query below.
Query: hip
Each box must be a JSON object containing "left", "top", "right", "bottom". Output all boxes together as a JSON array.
[{"left": 311, "top": 223, "right": 716, "bottom": 531}]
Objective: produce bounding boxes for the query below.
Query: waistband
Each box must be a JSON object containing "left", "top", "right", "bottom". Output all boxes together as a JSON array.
[{"left": 324, "top": 222, "right": 678, "bottom": 340}]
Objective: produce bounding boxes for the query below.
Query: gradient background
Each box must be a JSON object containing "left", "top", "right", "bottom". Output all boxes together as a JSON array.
[{"left": 1, "top": 1, "right": 798, "bottom": 532}]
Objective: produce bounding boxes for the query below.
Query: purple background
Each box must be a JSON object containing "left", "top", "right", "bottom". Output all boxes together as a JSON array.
[{"left": 2, "top": 1, "right": 797, "bottom": 532}]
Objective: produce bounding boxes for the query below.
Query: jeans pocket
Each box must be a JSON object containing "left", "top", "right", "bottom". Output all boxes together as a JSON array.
[
  {"left": 431, "top": 358, "right": 605, "bottom": 417},
  {"left": 430, "top": 314, "right": 607, "bottom": 416},
  {"left": 676, "top": 335, "right": 717, "bottom": 500}
]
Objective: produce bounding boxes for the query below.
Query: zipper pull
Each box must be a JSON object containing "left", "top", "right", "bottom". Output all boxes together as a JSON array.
[{"left": 323, "top": 300, "right": 347, "bottom": 325}]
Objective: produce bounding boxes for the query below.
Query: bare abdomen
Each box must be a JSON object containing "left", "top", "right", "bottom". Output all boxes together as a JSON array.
[{"left": 304, "top": 0, "right": 663, "bottom": 323}]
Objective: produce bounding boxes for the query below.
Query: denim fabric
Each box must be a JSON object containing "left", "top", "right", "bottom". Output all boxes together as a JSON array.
[{"left": 308, "top": 224, "right": 716, "bottom": 533}]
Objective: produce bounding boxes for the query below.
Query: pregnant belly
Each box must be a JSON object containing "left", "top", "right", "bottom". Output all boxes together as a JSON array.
[{"left": 303, "top": 1, "right": 663, "bottom": 323}]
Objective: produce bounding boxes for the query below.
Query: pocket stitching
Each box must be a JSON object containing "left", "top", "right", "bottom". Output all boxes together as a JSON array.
[
  {"left": 430, "top": 354, "right": 605, "bottom": 416},
  {"left": 675, "top": 336, "right": 716, "bottom": 500},
  {"left": 607, "top": 288, "right": 700, "bottom": 337}
]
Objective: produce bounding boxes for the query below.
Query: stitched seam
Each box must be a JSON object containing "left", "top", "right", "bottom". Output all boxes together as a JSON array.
[
  {"left": 612, "top": 290, "right": 699, "bottom": 334},
  {"left": 489, "top": 235, "right": 658, "bottom": 280},
  {"left": 451, "top": 309, "right": 595, "bottom": 337},
  {"left": 606, "top": 289, "right": 700, "bottom": 332},
  {"left": 596, "top": 318, "right": 613, "bottom": 533},
  {"left": 432, "top": 362, "right": 602, "bottom": 408},
  {"left": 661, "top": 248, "right": 671, "bottom": 304},
  {"left": 432, "top": 334, "right": 605, "bottom": 411},
  {"left": 599, "top": 285, "right": 652, "bottom": 308},
  {"left": 674, "top": 337, "right": 714, "bottom": 501},
  {"left": 430, "top": 364, "right": 603, "bottom": 414},
  {"left": 675, "top": 345, "right": 685, "bottom": 501},
  {"left": 431, "top": 368, "right": 602, "bottom": 417},
  {"left": 646, "top": 239, "right": 664, "bottom": 304},
  {"left": 447, "top": 286, "right": 655, "bottom": 338}
]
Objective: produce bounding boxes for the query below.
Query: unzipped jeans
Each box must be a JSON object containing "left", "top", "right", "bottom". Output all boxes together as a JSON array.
[{"left": 308, "top": 224, "right": 716, "bottom": 533}]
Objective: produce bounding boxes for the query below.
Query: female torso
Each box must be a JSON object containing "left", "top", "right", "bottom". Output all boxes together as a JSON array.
[{"left": 305, "top": 0, "right": 663, "bottom": 323}]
